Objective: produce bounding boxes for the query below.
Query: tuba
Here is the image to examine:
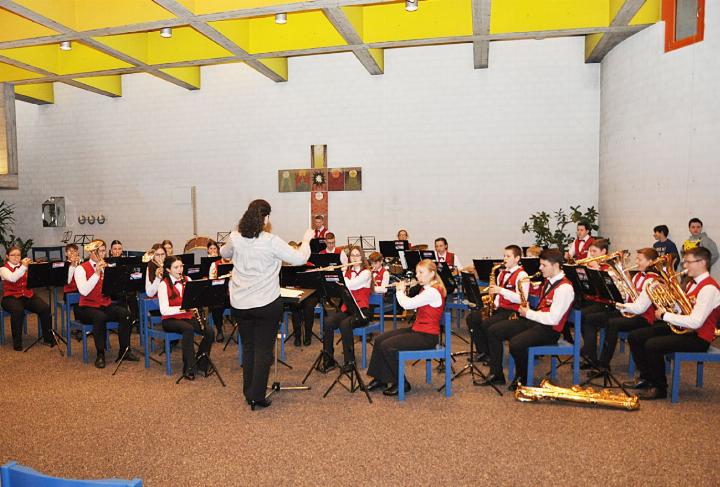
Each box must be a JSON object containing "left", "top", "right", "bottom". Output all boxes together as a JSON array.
[
  {"left": 515, "top": 379, "right": 639, "bottom": 410},
  {"left": 645, "top": 254, "right": 693, "bottom": 334}
]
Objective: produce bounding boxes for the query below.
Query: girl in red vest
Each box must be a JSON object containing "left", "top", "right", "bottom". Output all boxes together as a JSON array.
[
  {"left": 208, "top": 239, "right": 232, "bottom": 342},
  {"left": 366, "top": 259, "right": 447, "bottom": 396},
  {"left": 0, "top": 246, "right": 53, "bottom": 351},
  {"left": 158, "top": 256, "right": 215, "bottom": 380},
  {"left": 74, "top": 240, "right": 136, "bottom": 369},
  {"left": 487, "top": 249, "right": 575, "bottom": 390},
  {"left": 627, "top": 246, "right": 720, "bottom": 400},
  {"left": 320, "top": 245, "right": 371, "bottom": 372},
  {"left": 64, "top": 243, "right": 81, "bottom": 295}
]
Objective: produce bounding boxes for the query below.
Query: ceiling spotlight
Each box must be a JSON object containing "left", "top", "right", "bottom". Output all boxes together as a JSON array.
[
  {"left": 160, "top": 27, "right": 172, "bottom": 38},
  {"left": 275, "top": 13, "right": 287, "bottom": 24},
  {"left": 59, "top": 40, "right": 72, "bottom": 51},
  {"left": 405, "top": 0, "right": 418, "bottom": 11}
]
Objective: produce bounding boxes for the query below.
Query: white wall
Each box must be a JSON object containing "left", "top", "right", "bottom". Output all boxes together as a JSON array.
[
  {"left": 599, "top": 2, "right": 720, "bottom": 277},
  {"left": 5, "top": 38, "right": 600, "bottom": 263}
]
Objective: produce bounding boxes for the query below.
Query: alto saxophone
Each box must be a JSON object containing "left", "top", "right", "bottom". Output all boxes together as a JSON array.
[
  {"left": 481, "top": 263, "right": 504, "bottom": 317},
  {"left": 517, "top": 272, "right": 542, "bottom": 308},
  {"left": 515, "top": 379, "right": 639, "bottom": 410}
]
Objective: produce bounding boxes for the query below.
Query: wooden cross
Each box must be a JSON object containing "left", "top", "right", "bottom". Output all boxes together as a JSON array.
[{"left": 278, "top": 144, "right": 362, "bottom": 229}]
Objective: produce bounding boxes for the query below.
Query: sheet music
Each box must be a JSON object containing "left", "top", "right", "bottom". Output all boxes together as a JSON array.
[{"left": 280, "top": 288, "right": 304, "bottom": 298}]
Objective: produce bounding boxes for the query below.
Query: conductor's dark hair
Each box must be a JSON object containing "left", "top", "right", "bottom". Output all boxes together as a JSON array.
[
  {"left": 239, "top": 199, "right": 272, "bottom": 239},
  {"left": 540, "top": 249, "right": 563, "bottom": 266},
  {"left": 653, "top": 225, "right": 669, "bottom": 236}
]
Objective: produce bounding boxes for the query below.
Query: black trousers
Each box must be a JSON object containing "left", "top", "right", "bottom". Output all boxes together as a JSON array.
[
  {"left": 210, "top": 306, "right": 226, "bottom": 335},
  {"left": 1, "top": 295, "right": 52, "bottom": 347},
  {"left": 322, "top": 308, "right": 370, "bottom": 364},
  {"left": 488, "top": 318, "right": 560, "bottom": 383},
  {"left": 628, "top": 323, "right": 709, "bottom": 390},
  {"left": 291, "top": 294, "right": 318, "bottom": 339},
  {"left": 581, "top": 306, "right": 619, "bottom": 362},
  {"left": 232, "top": 297, "right": 283, "bottom": 402},
  {"left": 598, "top": 315, "right": 649, "bottom": 367},
  {"left": 162, "top": 318, "right": 214, "bottom": 372},
  {"left": 75, "top": 304, "right": 131, "bottom": 355},
  {"left": 366, "top": 328, "right": 437, "bottom": 384},
  {"left": 465, "top": 308, "right": 514, "bottom": 356}
]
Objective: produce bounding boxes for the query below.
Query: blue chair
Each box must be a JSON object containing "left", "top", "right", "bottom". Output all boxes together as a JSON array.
[
  {"left": 444, "top": 297, "right": 469, "bottom": 331},
  {"left": 143, "top": 301, "right": 181, "bottom": 376},
  {"left": 397, "top": 311, "right": 452, "bottom": 401},
  {"left": 65, "top": 294, "right": 118, "bottom": 363},
  {"left": 332, "top": 295, "right": 386, "bottom": 369},
  {"left": 0, "top": 308, "right": 31, "bottom": 345},
  {"left": 670, "top": 345, "right": 720, "bottom": 404},
  {"left": 525, "top": 308, "right": 582, "bottom": 386},
  {"left": 1, "top": 461, "right": 141, "bottom": 486}
]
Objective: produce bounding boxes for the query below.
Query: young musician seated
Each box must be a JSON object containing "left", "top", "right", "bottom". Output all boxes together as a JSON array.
[
  {"left": 579, "top": 238, "right": 620, "bottom": 368},
  {"left": 469, "top": 245, "right": 528, "bottom": 370},
  {"left": 564, "top": 220, "right": 593, "bottom": 262},
  {"left": 208, "top": 239, "right": 232, "bottom": 342},
  {"left": 397, "top": 229, "right": 411, "bottom": 248},
  {"left": 320, "top": 246, "right": 371, "bottom": 372},
  {"left": 319, "top": 232, "right": 348, "bottom": 264},
  {"left": 625, "top": 247, "right": 720, "bottom": 399},
  {"left": 313, "top": 215, "right": 328, "bottom": 239},
  {"left": 434, "top": 237, "right": 462, "bottom": 271},
  {"left": 74, "top": 240, "right": 137, "bottom": 369},
  {"left": 64, "top": 243, "right": 81, "bottom": 296},
  {"left": 597, "top": 248, "right": 660, "bottom": 371},
  {"left": 369, "top": 251, "right": 390, "bottom": 299},
  {"left": 158, "top": 256, "right": 215, "bottom": 380},
  {"left": 145, "top": 243, "right": 166, "bottom": 298},
  {"left": 109, "top": 240, "right": 124, "bottom": 258},
  {"left": 366, "top": 259, "right": 446, "bottom": 396},
  {"left": 0, "top": 246, "right": 54, "bottom": 351},
  {"left": 484, "top": 249, "right": 575, "bottom": 390},
  {"left": 162, "top": 239, "right": 174, "bottom": 257}
]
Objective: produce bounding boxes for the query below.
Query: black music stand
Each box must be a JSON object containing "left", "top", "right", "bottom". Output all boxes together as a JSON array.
[
  {"left": 317, "top": 280, "right": 372, "bottom": 403},
  {"left": 177, "top": 279, "right": 227, "bottom": 386},
  {"left": 309, "top": 252, "right": 341, "bottom": 267},
  {"left": 473, "top": 258, "right": 503, "bottom": 283},
  {"left": 23, "top": 262, "right": 68, "bottom": 355},
  {"left": 378, "top": 240, "right": 409, "bottom": 258},
  {"left": 73, "top": 234, "right": 94, "bottom": 259},
  {"left": 199, "top": 257, "right": 216, "bottom": 279},
  {"left": 280, "top": 265, "right": 322, "bottom": 344},
  {"left": 310, "top": 238, "right": 327, "bottom": 253},
  {"left": 216, "top": 231, "right": 230, "bottom": 244},
  {"left": 347, "top": 235, "right": 375, "bottom": 254},
  {"left": 61, "top": 230, "right": 73, "bottom": 244}
]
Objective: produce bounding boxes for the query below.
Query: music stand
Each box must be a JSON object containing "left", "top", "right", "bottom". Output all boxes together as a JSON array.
[
  {"left": 61, "top": 230, "right": 73, "bottom": 244},
  {"left": 347, "top": 235, "right": 376, "bottom": 254},
  {"left": 23, "top": 262, "right": 68, "bottom": 355},
  {"left": 199, "top": 257, "right": 216, "bottom": 279},
  {"left": 378, "top": 240, "right": 409, "bottom": 258},
  {"left": 73, "top": 234, "right": 94, "bottom": 259},
  {"left": 216, "top": 231, "right": 230, "bottom": 244},
  {"left": 521, "top": 258, "right": 540, "bottom": 276},
  {"left": 178, "top": 279, "right": 227, "bottom": 386},
  {"left": 309, "top": 252, "right": 341, "bottom": 267},
  {"left": 473, "top": 259, "right": 503, "bottom": 283},
  {"left": 310, "top": 238, "right": 327, "bottom": 254},
  {"left": 280, "top": 265, "right": 322, "bottom": 344}
]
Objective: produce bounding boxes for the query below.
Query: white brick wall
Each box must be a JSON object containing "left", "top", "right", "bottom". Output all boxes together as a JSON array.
[
  {"left": 599, "top": 2, "right": 720, "bottom": 277},
  {"left": 4, "top": 38, "right": 600, "bottom": 263}
]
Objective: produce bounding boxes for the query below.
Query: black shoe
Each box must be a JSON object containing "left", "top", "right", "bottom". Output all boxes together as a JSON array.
[
  {"left": 303, "top": 335, "right": 312, "bottom": 346},
  {"left": 507, "top": 378, "right": 521, "bottom": 392},
  {"left": 367, "top": 379, "right": 386, "bottom": 391},
  {"left": 622, "top": 378, "right": 652, "bottom": 389},
  {"left": 637, "top": 387, "right": 667, "bottom": 400},
  {"left": 340, "top": 361, "right": 355, "bottom": 373},
  {"left": 383, "top": 380, "right": 411, "bottom": 396},
  {"left": 293, "top": 334, "right": 301, "bottom": 347},
  {"left": 249, "top": 398, "right": 272, "bottom": 411},
  {"left": 474, "top": 374, "right": 506, "bottom": 387},
  {"left": 215, "top": 329, "right": 224, "bottom": 343},
  {"left": 95, "top": 353, "right": 106, "bottom": 369},
  {"left": 318, "top": 357, "right": 338, "bottom": 374},
  {"left": 116, "top": 349, "right": 140, "bottom": 362},
  {"left": 13, "top": 342, "right": 22, "bottom": 351}
]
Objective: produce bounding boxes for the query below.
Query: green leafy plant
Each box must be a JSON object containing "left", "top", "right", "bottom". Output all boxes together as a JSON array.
[
  {"left": 0, "top": 201, "right": 34, "bottom": 258},
  {"left": 521, "top": 206, "right": 600, "bottom": 252}
]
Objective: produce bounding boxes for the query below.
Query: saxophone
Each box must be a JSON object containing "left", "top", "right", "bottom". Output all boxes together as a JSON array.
[
  {"left": 515, "top": 379, "right": 639, "bottom": 410},
  {"left": 517, "top": 272, "right": 542, "bottom": 308},
  {"left": 481, "top": 263, "right": 504, "bottom": 317}
]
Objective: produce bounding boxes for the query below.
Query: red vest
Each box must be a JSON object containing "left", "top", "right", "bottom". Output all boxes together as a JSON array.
[
  {"left": 320, "top": 247, "right": 341, "bottom": 255},
  {"left": 497, "top": 267, "right": 523, "bottom": 312},
  {"left": 79, "top": 261, "right": 111, "bottom": 308},
  {"left": 161, "top": 278, "right": 193, "bottom": 321},
  {"left": 412, "top": 284, "right": 446, "bottom": 335},
  {"left": 631, "top": 271, "right": 658, "bottom": 325},
  {"left": 685, "top": 276, "right": 720, "bottom": 343},
  {"left": 341, "top": 268, "right": 370, "bottom": 312},
  {"left": 2, "top": 263, "right": 33, "bottom": 298},
  {"left": 314, "top": 228, "right": 327, "bottom": 239},
  {"left": 574, "top": 237, "right": 593, "bottom": 260},
  {"left": 437, "top": 252, "right": 454, "bottom": 266},
  {"left": 64, "top": 264, "right": 78, "bottom": 293},
  {"left": 372, "top": 267, "right": 387, "bottom": 288},
  {"left": 536, "top": 277, "right": 573, "bottom": 332}
]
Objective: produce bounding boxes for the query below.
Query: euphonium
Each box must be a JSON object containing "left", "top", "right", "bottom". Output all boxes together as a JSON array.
[
  {"left": 645, "top": 254, "right": 692, "bottom": 335},
  {"left": 481, "top": 263, "right": 504, "bottom": 316},
  {"left": 604, "top": 251, "right": 639, "bottom": 317},
  {"left": 515, "top": 379, "right": 639, "bottom": 410}
]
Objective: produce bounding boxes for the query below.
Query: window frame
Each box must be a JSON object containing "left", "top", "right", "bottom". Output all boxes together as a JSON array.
[{"left": 663, "top": 0, "right": 705, "bottom": 52}]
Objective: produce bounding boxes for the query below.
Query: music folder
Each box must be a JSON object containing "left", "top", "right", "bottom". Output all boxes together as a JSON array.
[
  {"left": 27, "top": 261, "right": 68, "bottom": 289},
  {"left": 436, "top": 261, "right": 457, "bottom": 295},
  {"left": 280, "top": 265, "right": 318, "bottom": 289},
  {"left": 520, "top": 258, "right": 540, "bottom": 276},
  {"left": 460, "top": 272, "right": 482, "bottom": 308},
  {"left": 199, "top": 257, "right": 217, "bottom": 279},
  {"left": 473, "top": 259, "right": 503, "bottom": 283},
  {"left": 181, "top": 278, "right": 229, "bottom": 310},
  {"left": 310, "top": 238, "right": 327, "bottom": 254},
  {"left": 379, "top": 240, "right": 409, "bottom": 258},
  {"left": 309, "top": 252, "right": 341, "bottom": 267}
]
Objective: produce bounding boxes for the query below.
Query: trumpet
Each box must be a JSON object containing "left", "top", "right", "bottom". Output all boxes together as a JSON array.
[{"left": 141, "top": 248, "right": 156, "bottom": 263}]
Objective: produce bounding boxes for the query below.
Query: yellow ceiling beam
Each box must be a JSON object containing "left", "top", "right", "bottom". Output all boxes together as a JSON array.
[
  {"left": 11, "top": 0, "right": 76, "bottom": 30},
  {"left": 147, "top": 26, "right": 233, "bottom": 64},
  {"left": 0, "top": 7, "right": 58, "bottom": 41},
  {"left": 0, "top": 61, "right": 43, "bottom": 82},
  {"left": 585, "top": 33, "right": 604, "bottom": 58},
  {"left": 208, "top": 18, "right": 251, "bottom": 51},
  {"left": 0, "top": 43, "right": 59, "bottom": 73},
  {"left": 258, "top": 57, "right": 287, "bottom": 81},
  {"left": 367, "top": 47, "right": 383, "bottom": 71},
  {"left": 158, "top": 66, "right": 201, "bottom": 88},
  {"left": 70, "top": 74, "right": 122, "bottom": 96},
  {"left": 340, "top": 5, "right": 364, "bottom": 37},
  {"left": 93, "top": 32, "right": 149, "bottom": 63},
  {"left": 362, "top": 0, "right": 472, "bottom": 43},
  {"left": 14, "top": 81, "right": 53, "bottom": 104},
  {"left": 57, "top": 42, "right": 133, "bottom": 74},
  {"left": 491, "top": 0, "right": 609, "bottom": 33},
  {"left": 176, "top": 0, "right": 302, "bottom": 15}
]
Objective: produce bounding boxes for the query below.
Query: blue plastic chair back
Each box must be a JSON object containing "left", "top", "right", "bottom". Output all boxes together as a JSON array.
[{"left": 1, "top": 461, "right": 142, "bottom": 486}]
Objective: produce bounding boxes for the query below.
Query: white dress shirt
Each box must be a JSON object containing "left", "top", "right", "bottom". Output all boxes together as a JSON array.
[
  {"left": 436, "top": 252, "right": 462, "bottom": 269},
  {"left": 396, "top": 284, "right": 443, "bottom": 310},
  {"left": 67, "top": 263, "right": 78, "bottom": 285},
  {"left": 525, "top": 272, "right": 575, "bottom": 327},
  {"left": 494, "top": 265, "right": 529, "bottom": 307},
  {"left": 373, "top": 269, "right": 390, "bottom": 294},
  {"left": 0, "top": 263, "right": 27, "bottom": 282},
  {"left": 74, "top": 260, "right": 104, "bottom": 296},
  {"left": 344, "top": 267, "right": 371, "bottom": 291},
  {"left": 220, "top": 230, "right": 311, "bottom": 310},
  {"left": 568, "top": 236, "right": 591, "bottom": 258},
  {"left": 158, "top": 275, "right": 191, "bottom": 317},
  {"left": 145, "top": 267, "right": 162, "bottom": 298},
  {"left": 662, "top": 272, "right": 720, "bottom": 330},
  {"left": 620, "top": 273, "right": 655, "bottom": 315}
]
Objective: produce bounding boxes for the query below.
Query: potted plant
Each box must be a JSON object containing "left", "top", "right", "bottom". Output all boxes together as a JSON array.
[
  {"left": 521, "top": 206, "right": 600, "bottom": 253},
  {"left": 0, "top": 201, "right": 34, "bottom": 257}
]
